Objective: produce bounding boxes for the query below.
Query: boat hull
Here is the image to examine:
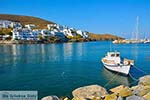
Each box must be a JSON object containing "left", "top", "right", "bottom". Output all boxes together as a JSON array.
[{"left": 101, "top": 59, "right": 131, "bottom": 75}]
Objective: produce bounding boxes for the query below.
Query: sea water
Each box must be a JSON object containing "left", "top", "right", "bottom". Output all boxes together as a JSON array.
[{"left": 0, "top": 41, "right": 149, "bottom": 99}]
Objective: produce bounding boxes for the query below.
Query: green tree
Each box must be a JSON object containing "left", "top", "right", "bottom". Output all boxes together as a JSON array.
[{"left": 0, "top": 28, "right": 12, "bottom": 35}]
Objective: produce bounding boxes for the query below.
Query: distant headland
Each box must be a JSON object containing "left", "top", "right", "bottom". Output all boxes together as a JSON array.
[{"left": 0, "top": 14, "right": 123, "bottom": 44}]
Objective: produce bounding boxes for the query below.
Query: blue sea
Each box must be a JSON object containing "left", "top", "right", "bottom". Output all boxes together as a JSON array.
[{"left": 0, "top": 41, "right": 149, "bottom": 99}]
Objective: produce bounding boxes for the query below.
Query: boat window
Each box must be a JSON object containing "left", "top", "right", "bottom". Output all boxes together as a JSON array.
[
  {"left": 111, "top": 54, "right": 115, "bottom": 57},
  {"left": 116, "top": 54, "right": 120, "bottom": 57}
]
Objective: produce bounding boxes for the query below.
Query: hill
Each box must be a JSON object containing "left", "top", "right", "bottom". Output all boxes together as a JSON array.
[
  {"left": 0, "top": 14, "right": 55, "bottom": 28},
  {"left": 88, "top": 33, "right": 123, "bottom": 40},
  {"left": 0, "top": 14, "right": 123, "bottom": 40}
]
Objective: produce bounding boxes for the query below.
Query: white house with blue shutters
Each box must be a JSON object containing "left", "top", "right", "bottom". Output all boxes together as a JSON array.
[{"left": 0, "top": 20, "right": 22, "bottom": 28}]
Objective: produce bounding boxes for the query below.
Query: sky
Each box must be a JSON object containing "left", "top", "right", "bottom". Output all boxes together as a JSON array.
[{"left": 0, "top": 0, "right": 150, "bottom": 38}]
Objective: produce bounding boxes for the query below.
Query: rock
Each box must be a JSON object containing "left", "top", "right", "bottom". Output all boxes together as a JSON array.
[
  {"left": 104, "top": 94, "right": 117, "bottom": 100},
  {"left": 118, "top": 88, "right": 133, "bottom": 97},
  {"left": 109, "top": 85, "right": 133, "bottom": 97},
  {"left": 126, "top": 95, "right": 145, "bottom": 100},
  {"left": 63, "top": 97, "right": 69, "bottom": 100},
  {"left": 41, "top": 96, "right": 60, "bottom": 100},
  {"left": 92, "top": 96, "right": 102, "bottom": 100},
  {"left": 60, "top": 96, "right": 70, "bottom": 100},
  {"left": 139, "top": 75, "right": 150, "bottom": 86},
  {"left": 131, "top": 85, "right": 150, "bottom": 96},
  {"left": 110, "top": 85, "right": 126, "bottom": 93},
  {"left": 72, "top": 85, "right": 107, "bottom": 98},
  {"left": 117, "top": 96, "right": 122, "bottom": 100},
  {"left": 72, "top": 97, "right": 86, "bottom": 100},
  {"left": 84, "top": 96, "right": 96, "bottom": 100},
  {"left": 143, "top": 92, "right": 150, "bottom": 100}
]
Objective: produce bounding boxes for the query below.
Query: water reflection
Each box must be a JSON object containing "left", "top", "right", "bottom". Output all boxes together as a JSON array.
[
  {"left": 63, "top": 43, "right": 73, "bottom": 60},
  {"left": 102, "top": 67, "right": 131, "bottom": 87},
  {"left": 64, "top": 43, "right": 84, "bottom": 60},
  {"left": 0, "top": 43, "right": 85, "bottom": 65},
  {"left": 131, "top": 44, "right": 139, "bottom": 60}
]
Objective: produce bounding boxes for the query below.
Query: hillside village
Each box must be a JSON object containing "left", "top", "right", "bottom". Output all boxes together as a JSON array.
[
  {"left": 0, "top": 20, "right": 89, "bottom": 42},
  {"left": 0, "top": 14, "right": 123, "bottom": 43}
]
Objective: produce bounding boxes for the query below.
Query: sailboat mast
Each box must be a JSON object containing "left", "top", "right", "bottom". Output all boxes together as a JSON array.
[
  {"left": 135, "top": 16, "right": 139, "bottom": 40},
  {"left": 110, "top": 41, "right": 112, "bottom": 51}
]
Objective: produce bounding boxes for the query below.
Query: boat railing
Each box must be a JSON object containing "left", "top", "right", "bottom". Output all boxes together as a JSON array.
[{"left": 103, "top": 58, "right": 116, "bottom": 64}]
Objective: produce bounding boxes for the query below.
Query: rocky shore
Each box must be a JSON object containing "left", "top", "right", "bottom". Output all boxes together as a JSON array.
[{"left": 41, "top": 75, "right": 150, "bottom": 100}]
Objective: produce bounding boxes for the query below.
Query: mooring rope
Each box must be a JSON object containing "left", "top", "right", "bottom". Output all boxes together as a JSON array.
[
  {"left": 104, "top": 72, "right": 119, "bottom": 88},
  {"left": 128, "top": 65, "right": 149, "bottom": 86},
  {"left": 133, "top": 66, "right": 149, "bottom": 75},
  {"left": 129, "top": 73, "right": 138, "bottom": 81},
  {"left": 128, "top": 73, "right": 139, "bottom": 86},
  {"left": 102, "top": 65, "right": 149, "bottom": 88}
]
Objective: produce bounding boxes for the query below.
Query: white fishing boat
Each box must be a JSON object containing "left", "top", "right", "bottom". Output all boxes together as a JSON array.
[{"left": 101, "top": 51, "right": 134, "bottom": 75}]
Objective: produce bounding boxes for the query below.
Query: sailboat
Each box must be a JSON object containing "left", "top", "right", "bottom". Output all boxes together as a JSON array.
[
  {"left": 101, "top": 51, "right": 134, "bottom": 75},
  {"left": 113, "top": 16, "right": 142, "bottom": 44}
]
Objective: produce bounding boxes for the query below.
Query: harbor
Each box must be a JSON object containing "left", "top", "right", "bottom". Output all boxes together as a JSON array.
[
  {"left": 0, "top": 41, "right": 149, "bottom": 99},
  {"left": 113, "top": 16, "right": 150, "bottom": 44},
  {"left": 0, "top": 0, "right": 150, "bottom": 100},
  {"left": 112, "top": 39, "right": 150, "bottom": 44}
]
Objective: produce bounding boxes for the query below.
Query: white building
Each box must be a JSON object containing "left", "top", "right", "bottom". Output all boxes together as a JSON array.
[
  {"left": 0, "top": 20, "right": 22, "bottom": 28},
  {"left": 63, "top": 28, "right": 73, "bottom": 37},
  {"left": 76, "top": 30, "right": 88, "bottom": 38},
  {"left": 41, "top": 29, "right": 53, "bottom": 37},
  {"left": 12, "top": 23, "right": 88, "bottom": 40},
  {"left": 47, "top": 24, "right": 89, "bottom": 38},
  {"left": 47, "top": 24, "right": 65, "bottom": 32},
  {"left": 0, "top": 20, "right": 11, "bottom": 28},
  {"left": 12, "top": 28, "right": 37, "bottom": 40},
  {"left": 51, "top": 31, "right": 66, "bottom": 39},
  {"left": 10, "top": 22, "right": 22, "bottom": 28},
  {"left": 56, "top": 25, "right": 64, "bottom": 32},
  {"left": 25, "top": 24, "right": 36, "bottom": 29},
  {"left": 47, "top": 24, "right": 57, "bottom": 30},
  {"left": 12, "top": 28, "right": 55, "bottom": 40}
]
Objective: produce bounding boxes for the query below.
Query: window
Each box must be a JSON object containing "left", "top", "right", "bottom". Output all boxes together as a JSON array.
[
  {"left": 116, "top": 54, "right": 120, "bottom": 57},
  {"left": 111, "top": 54, "right": 115, "bottom": 57}
]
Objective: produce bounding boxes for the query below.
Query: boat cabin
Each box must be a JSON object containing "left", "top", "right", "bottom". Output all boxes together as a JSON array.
[
  {"left": 106, "top": 52, "right": 120, "bottom": 57},
  {"left": 104, "top": 52, "right": 121, "bottom": 64}
]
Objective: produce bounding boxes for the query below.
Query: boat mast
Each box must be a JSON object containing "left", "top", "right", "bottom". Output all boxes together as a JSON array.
[
  {"left": 110, "top": 41, "right": 112, "bottom": 51},
  {"left": 135, "top": 16, "right": 139, "bottom": 40}
]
